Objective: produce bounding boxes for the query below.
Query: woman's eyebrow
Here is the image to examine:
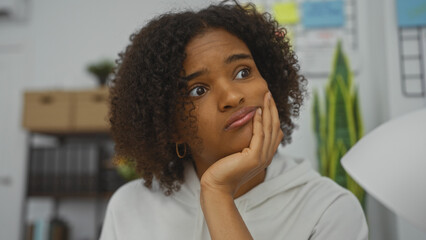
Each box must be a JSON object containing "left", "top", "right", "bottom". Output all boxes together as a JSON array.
[
  {"left": 183, "top": 54, "right": 251, "bottom": 81},
  {"left": 225, "top": 53, "right": 252, "bottom": 64},
  {"left": 183, "top": 68, "right": 208, "bottom": 81}
]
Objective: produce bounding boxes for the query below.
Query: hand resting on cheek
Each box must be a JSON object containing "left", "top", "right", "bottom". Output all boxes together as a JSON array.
[{"left": 200, "top": 91, "right": 284, "bottom": 198}]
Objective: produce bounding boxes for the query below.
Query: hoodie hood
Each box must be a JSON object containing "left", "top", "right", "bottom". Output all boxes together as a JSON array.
[
  {"left": 99, "top": 148, "right": 361, "bottom": 240},
  {"left": 171, "top": 149, "right": 320, "bottom": 239},
  {"left": 172, "top": 149, "right": 319, "bottom": 209},
  {"left": 236, "top": 151, "right": 319, "bottom": 211}
]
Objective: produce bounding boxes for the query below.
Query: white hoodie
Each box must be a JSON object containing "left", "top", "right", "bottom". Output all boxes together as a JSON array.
[{"left": 100, "top": 150, "right": 368, "bottom": 240}]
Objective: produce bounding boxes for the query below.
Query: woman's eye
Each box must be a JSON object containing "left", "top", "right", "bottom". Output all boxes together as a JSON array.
[
  {"left": 235, "top": 68, "right": 250, "bottom": 79},
  {"left": 189, "top": 86, "right": 207, "bottom": 97}
]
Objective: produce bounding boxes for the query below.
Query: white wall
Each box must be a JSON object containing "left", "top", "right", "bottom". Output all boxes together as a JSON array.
[
  {"left": 0, "top": 1, "right": 214, "bottom": 240},
  {"left": 382, "top": 0, "right": 426, "bottom": 239},
  {"left": 0, "top": 20, "right": 31, "bottom": 240},
  {"left": 1, "top": 0, "right": 425, "bottom": 239}
]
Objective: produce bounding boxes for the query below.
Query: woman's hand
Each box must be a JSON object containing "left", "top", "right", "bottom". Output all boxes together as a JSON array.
[
  {"left": 199, "top": 91, "right": 283, "bottom": 240},
  {"left": 200, "top": 91, "right": 284, "bottom": 197}
]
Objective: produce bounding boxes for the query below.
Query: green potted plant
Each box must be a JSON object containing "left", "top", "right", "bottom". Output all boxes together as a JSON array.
[
  {"left": 312, "top": 41, "right": 366, "bottom": 207},
  {"left": 86, "top": 59, "right": 115, "bottom": 86},
  {"left": 115, "top": 156, "right": 140, "bottom": 182}
]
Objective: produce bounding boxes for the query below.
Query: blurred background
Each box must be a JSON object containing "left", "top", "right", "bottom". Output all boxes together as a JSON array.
[{"left": 0, "top": 0, "right": 425, "bottom": 239}]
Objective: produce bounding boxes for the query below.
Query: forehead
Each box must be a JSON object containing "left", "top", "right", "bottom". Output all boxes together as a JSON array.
[{"left": 184, "top": 29, "right": 251, "bottom": 64}]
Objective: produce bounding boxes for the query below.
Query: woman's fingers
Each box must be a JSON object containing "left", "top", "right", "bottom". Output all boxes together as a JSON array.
[
  {"left": 261, "top": 92, "right": 272, "bottom": 165},
  {"left": 249, "top": 91, "right": 282, "bottom": 170},
  {"left": 202, "top": 91, "right": 283, "bottom": 196},
  {"left": 269, "top": 93, "right": 283, "bottom": 159},
  {"left": 248, "top": 107, "right": 264, "bottom": 157}
]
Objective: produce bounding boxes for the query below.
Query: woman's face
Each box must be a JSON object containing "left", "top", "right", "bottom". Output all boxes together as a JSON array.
[{"left": 180, "top": 28, "right": 269, "bottom": 171}]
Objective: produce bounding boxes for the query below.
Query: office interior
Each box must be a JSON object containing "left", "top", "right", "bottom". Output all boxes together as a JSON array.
[{"left": 0, "top": 0, "right": 425, "bottom": 239}]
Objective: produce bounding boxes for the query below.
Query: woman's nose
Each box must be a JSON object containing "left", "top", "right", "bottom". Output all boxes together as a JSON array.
[{"left": 217, "top": 82, "right": 245, "bottom": 111}]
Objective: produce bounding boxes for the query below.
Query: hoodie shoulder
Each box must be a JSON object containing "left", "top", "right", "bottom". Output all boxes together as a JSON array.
[
  {"left": 310, "top": 191, "right": 368, "bottom": 240},
  {"left": 99, "top": 179, "right": 152, "bottom": 240},
  {"left": 241, "top": 153, "right": 367, "bottom": 239}
]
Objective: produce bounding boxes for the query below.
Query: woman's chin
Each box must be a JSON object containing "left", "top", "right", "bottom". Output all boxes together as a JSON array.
[
  {"left": 228, "top": 120, "right": 254, "bottom": 153},
  {"left": 198, "top": 121, "right": 255, "bottom": 162}
]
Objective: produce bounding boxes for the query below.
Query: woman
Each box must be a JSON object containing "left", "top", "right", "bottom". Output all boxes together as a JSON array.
[{"left": 100, "top": 1, "right": 368, "bottom": 239}]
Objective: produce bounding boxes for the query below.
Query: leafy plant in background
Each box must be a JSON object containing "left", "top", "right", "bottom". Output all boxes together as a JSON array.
[
  {"left": 312, "top": 41, "right": 365, "bottom": 207},
  {"left": 115, "top": 156, "right": 139, "bottom": 182},
  {"left": 86, "top": 59, "right": 115, "bottom": 86}
]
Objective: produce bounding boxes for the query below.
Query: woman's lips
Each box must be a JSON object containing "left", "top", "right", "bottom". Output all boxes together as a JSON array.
[{"left": 225, "top": 106, "right": 258, "bottom": 131}]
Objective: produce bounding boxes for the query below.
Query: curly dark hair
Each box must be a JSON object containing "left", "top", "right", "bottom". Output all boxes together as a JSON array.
[{"left": 109, "top": 0, "right": 307, "bottom": 195}]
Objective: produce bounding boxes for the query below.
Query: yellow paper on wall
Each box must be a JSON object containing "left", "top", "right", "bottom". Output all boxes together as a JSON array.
[{"left": 272, "top": 2, "right": 300, "bottom": 25}]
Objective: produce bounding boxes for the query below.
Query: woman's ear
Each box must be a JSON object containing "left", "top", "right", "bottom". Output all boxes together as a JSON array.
[
  {"left": 171, "top": 131, "right": 184, "bottom": 144},
  {"left": 172, "top": 116, "right": 187, "bottom": 144}
]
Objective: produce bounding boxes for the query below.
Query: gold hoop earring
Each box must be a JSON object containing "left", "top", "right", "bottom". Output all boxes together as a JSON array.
[{"left": 176, "top": 143, "right": 186, "bottom": 159}]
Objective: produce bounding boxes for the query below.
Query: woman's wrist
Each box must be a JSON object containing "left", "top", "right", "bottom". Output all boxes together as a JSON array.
[
  {"left": 199, "top": 171, "right": 237, "bottom": 196},
  {"left": 200, "top": 179, "right": 235, "bottom": 204},
  {"left": 200, "top": 180, "right": 253, "bottom": 240}
]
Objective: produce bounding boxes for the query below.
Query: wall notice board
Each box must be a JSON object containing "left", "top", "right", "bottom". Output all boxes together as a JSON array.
[{"left": 254, "top": 0, "right": 360, "bottom": 79}]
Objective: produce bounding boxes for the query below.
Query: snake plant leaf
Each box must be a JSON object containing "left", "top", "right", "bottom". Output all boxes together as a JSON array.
[
  {"left": 312, "top": 89, "right": 321, "bottom": 141},
  {"left": 334, "top": 75, "right": 351, "bottom": 149},
  {"left": 331, "top": 41, "right": 350, "bottom": 86},
  {"left": 352, "top": 87, "right": 364, "bottom": 141},
  {"left": 335, "top": 139, "right": 348, "bottom": 187},
  {"left": 347, "top": 173, "right": 366, "bottom": 207},
  {"left": 337, "top": 75, "right": 357, "bottom": 146},
  {"left": 319, "top": 145, "right": 327, "bottom": 176},
  {"left": 312, "top": 40, "right": 366, "bottom": 208},
  {"left": 319, "top": 112, "right": 327, "bottom": 175},
  {"left": 326, "top": 85, "right": 336, "bottom": 161},
  {"left": 312, "top": 89, "right": 323, "bottom": 170},
  {"left": 329, "top": 141, "right": 339, "bottom": 180}
]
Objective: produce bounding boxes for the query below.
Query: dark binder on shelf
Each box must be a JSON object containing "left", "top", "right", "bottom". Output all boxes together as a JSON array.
[{"left": 27, "top": 138, "right": 125, "bottom": 196}]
